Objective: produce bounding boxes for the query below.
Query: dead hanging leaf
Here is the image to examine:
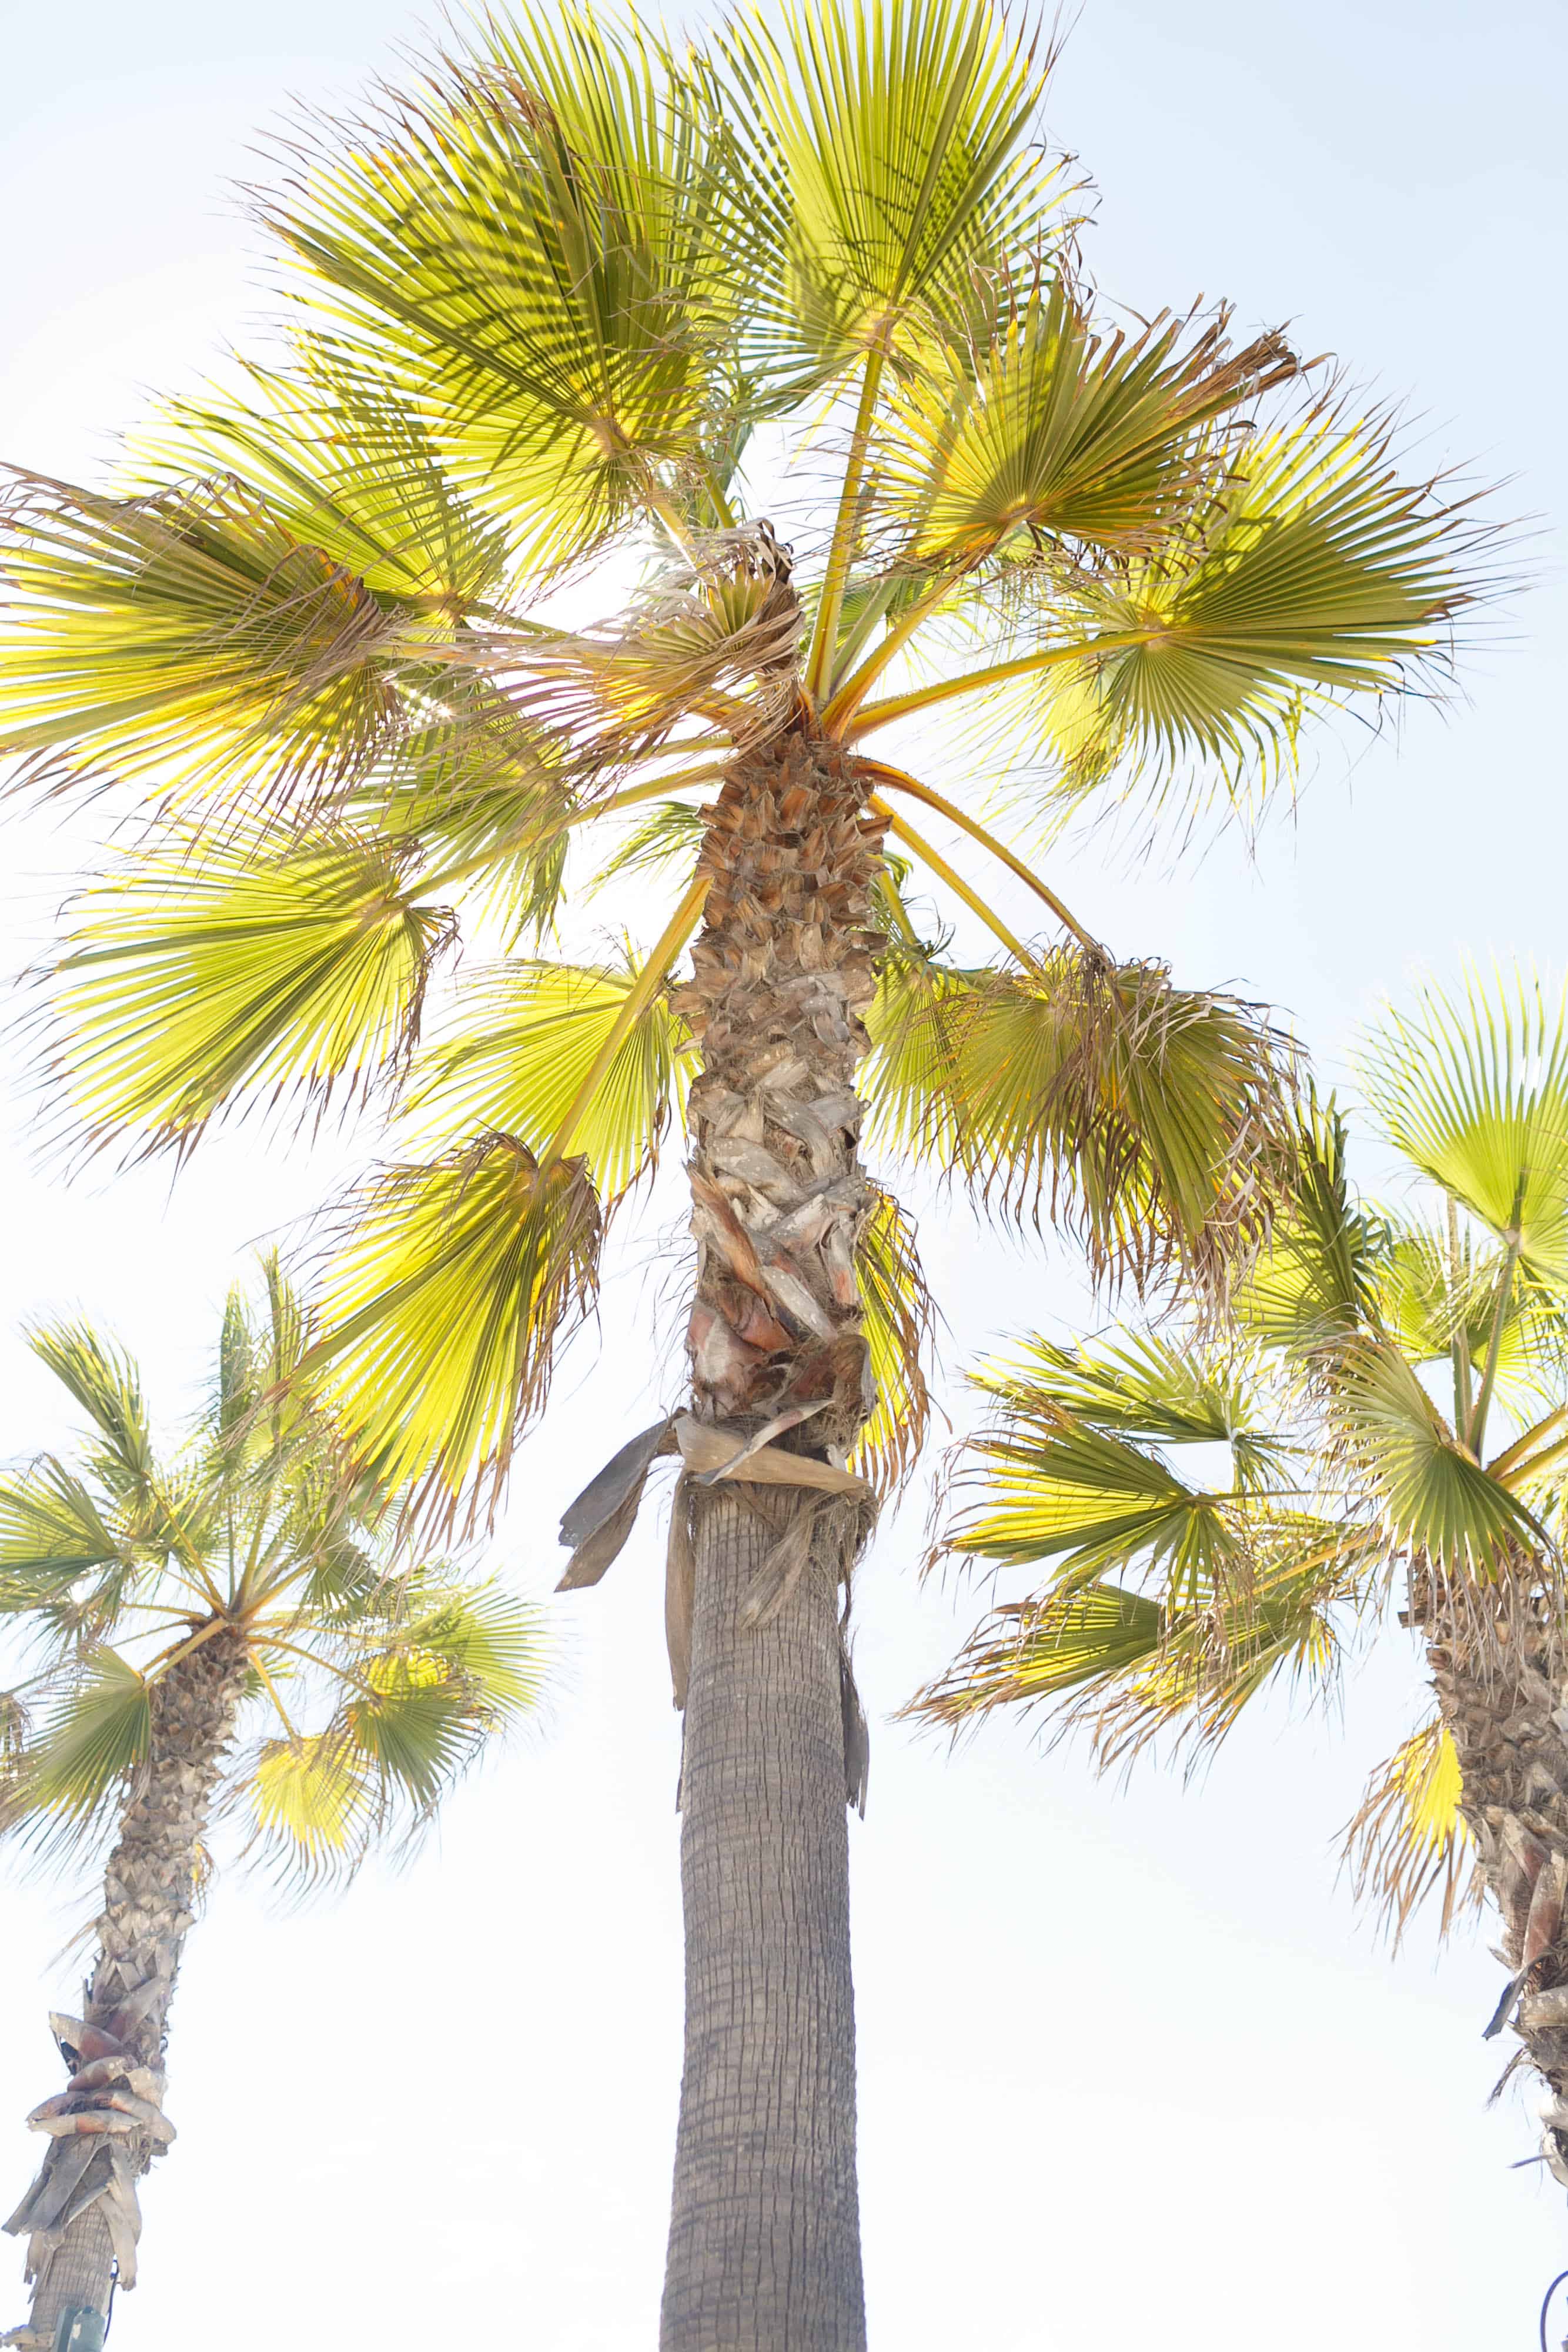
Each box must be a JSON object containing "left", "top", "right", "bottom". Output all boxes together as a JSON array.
[
  {"left": 841, "top": 1641, "right": 870, "bottom": 1819},
  {"left": 555, "top": 1416, "right": 676, "bottom": 1590},
  {"left": 674, "top": 1415, "right": 873, "bottom": 1502},
  {"left": 665, "top": 1476, "right": 695, "bottom": 1710},
  {"left": 738, "top": 1505, "right": 823, "bottom": 1630}
]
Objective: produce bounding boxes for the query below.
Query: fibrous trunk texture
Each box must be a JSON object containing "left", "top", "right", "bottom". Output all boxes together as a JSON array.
[
  {"left": 661, "top": 727, "right": 883, "bottom": 2350},
  {"left": 6, "top": 1626, "right": 249, "bottom": 2347},
  {"left": 1417, "top": 1573, "right": 1568, "bottom": 2177}
]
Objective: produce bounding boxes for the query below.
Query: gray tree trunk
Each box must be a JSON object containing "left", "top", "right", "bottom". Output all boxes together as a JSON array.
[
  {"left": 660, "top": 1487, "right": 864, "bottom": 2351},
  {"left": 11, "top": 1627, "right": 249, "bottom": 2346}
]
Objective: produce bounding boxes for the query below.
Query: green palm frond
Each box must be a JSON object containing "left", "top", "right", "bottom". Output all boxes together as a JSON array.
[
  {"left": 44, "top": 832, "right": 455, "bottom": 1157},
  {"left": 952, "top": 399, "right": 1494, "bottom": 826},
  {"left": 405, "top": 956, "right": 691, "bottom": 1198},
  {"left": 125, "top": 351, "right": 514, "bottom": 612},
  {"left": 1358, "top": 966, "right": 1568, "bottom": 1286},
  {"left": 245, "top": 1731, "right": 380, "bottom": 1890},
  {"left": 879, "top": 278, "right": 1297, "bottom": 568},
  {"left": 1232, "top": 1098, "right": 1385, "bottom": 1351},
  {"left": 852, "top": 1190, "right": 934, "bottom": 1495},
  {"left": 0, "top": 472, "right": 412, "bottom": 796},
  {"left": 1343, "top": 1717, "right": 1480, "bottom": 1945},
  {"left": 865, "top": 943, "right": 1295, "bottom": 1289},
  {"left": 1375, "top": 1219, "right": 1560, "bottom": 1416},
  {"left": 915, "top": 1504, "right": 1358, "bottom": 1750},
  {"left": 27, "top": 1321, "right": 157, "bottom": 1503},
  {"left": 723, "top": 0, "right": 1062, "bottom": 379},
  {"left": 910, "top": 1580, "right": 1163, "bottom": 1726},
  {"left": 0, "top": 1465, "right": 124, "bottom": 1598},
  {"left": 260, "top": 9, "right": 760, "bottom": 561},
  {"left": 4, "top": 1651, "right": 151, "bottom": 1846},
  {"left": 587, "top": 798, "right": 709, "bottom": 894},
  {"left": 1325, "top": 1332, "right": 1546, "bottom": 1574},
  {"left": 935, "top": 1366, "right": 1229, "bottom": 1588},
  {"left": 307, "top": 1137, "right": 603, "bottom": 1521}
]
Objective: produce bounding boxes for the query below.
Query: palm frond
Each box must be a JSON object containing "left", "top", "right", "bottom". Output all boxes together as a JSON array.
[
  {"left": 306, "top": 1135, "right": 602, "bottom": 1524},
  {"left": 864, "top": 941, "right": 1296, "bottom": 1291},
  {"left": 721, "top": 0, "right": 1064, "bottom": 379},
  {"left": 0, "top": 1465, "right": 125, "bottom": 1599},
  {"left": 42, "top": 831, "right": 455, "bottom": 1158},
  {"left": 404, "top": 955, "right": 691, "bottom": 1199},
  {"left": 851, "top": 1188, "right": 934, "bottom": 1495},
  {"left": 0, "top": 471, "right": 412, "bottom": 797},
  {"left": 586, "top": 797, "right": 709, "bottom": 895},
  {"left": 909, "top": 1578, "right": 1162, "bottom": 1726},
  {"left": 125, "top": 349, "right": 514, "bottom": 612},
  {"left": 244, "top": 1730, "right": 380, "bottom": 1890},
  {"left": 945, "top": 397, "right": 1497, "bottom": 830},
  {"left": 1325, "top": 1332, "right": 1546, "bottom": 1575},
  {"left": 879, "top": 276, "right": 1297, "bottom": 568},
  {"left": 1358, "top": 965, "right": 1568, "bottom": 1287},
  {"left": 1232, "top": 1097, "right": 1385, "bottom": 1352},
  {"left": 27, "top": 1321, "right": 157, "bottom": 1504},
  {"left": 1343, "top": 1716, "right": 1482, "bottom": 1946},
  {"left": 3, "top": 1651, "right": 151, "bottom": 1848},
  {"left": 259, "top": 8, "right": 761, "bottom": 562}
]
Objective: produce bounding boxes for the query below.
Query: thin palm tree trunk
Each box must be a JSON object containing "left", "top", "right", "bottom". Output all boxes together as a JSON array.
[
  {"left": 661, "top": 721, "right": 883, "bottom": 2348},
  {"left": 9, "top": 1627, "right": 249, "bottom": 2346}
]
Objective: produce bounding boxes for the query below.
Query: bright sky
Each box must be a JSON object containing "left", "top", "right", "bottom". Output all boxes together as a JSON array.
[{"left": 2, "top": 2, "right": 1566, "bottom": 2346}]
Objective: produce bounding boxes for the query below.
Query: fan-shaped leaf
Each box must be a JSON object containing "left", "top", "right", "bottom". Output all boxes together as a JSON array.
[
  {"left": 406, "top": 957, "right": 690, "bottom": 1198},
  {"left": 261, "top": 10, "right": 759, "bottom": 562},
  {"left": 0, "top": 473, "right": 410, "bottom": 796},
  {"left": 881, "top": 276, "right": 1296, "bottom": 566},
  {"left": 45, "top": 833, "right": 454, "bottom": 1157},
  {"left": 1358, "top": 967, "right": 1568, "bottom": 1287},
  {"left": 865, "top": 943, "right": 1295, "bottom": 1289},
  {"left": 307, "top": 1137, "right": 602, "bottom": 1522}
]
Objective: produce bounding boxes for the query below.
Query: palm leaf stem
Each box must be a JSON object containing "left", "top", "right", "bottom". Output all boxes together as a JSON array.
[
  {"left": 807, "top": 348, "right": 889, "bottom": 701},
  {"left": 821, "top": 564, "right": 965, "bottom": 730},
  {"left": 1446, "top": 1194, "right": 1474, "bottom": 1434},
  {"left": 1493, "top": 1429, "right": 1568, "bottom": 1492},
  {"left": 252, "top": 1652, "right": 305, "bottom": 1745},
  {"left": 540, "top": 870, "right": 711, "bottom": 1172},
  {"left": 845, "top": 630, "right": 1154, "bottom": 738},
  {"left": 1468, "top": 1174, "right": 1527, "bottom": 1454},
  {"left": 1489, "top": 1406, "right": 1568, "bottom": 1482},
  {"left": 860, "top": 758, "right": 1099, "bottom": 951},
  {"left": 413, "top": 768, "right": 727, "bottom": 898},
  {"left": 869, "top": 799, "right": 1043, "bottom": 973},
  {"left": 253, "top": 1634, "right": 376, "bottom": 1699}
]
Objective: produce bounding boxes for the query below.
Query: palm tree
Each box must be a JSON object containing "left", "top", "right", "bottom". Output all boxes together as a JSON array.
[
  {"left": 916, "top": 968, "right": 1568, "bottom": 2193},
  {"left": 0, "top": 2, "right": 1499, "bottom": 2338},
  {"left": 0, "top": 1262, "right": 543, "bottom": 2348}
]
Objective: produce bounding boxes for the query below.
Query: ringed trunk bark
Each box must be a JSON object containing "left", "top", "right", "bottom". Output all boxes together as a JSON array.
[
  {"left": 661, "top": 726, "right": 884, "bottom": 2349},
  {"left": 8, "top": 1625, "right": 249, "bottom": 2346}
]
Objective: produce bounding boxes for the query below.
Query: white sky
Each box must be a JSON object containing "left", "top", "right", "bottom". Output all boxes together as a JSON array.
[{"left": 1, "top": 1, "right": 1566, "bottom": 2345}]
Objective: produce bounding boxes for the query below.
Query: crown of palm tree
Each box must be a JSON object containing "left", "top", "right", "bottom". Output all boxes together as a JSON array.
[
  {"left": 915, "top": 967, "right": 1568, "bottom": 1947},
  {"left": 0, "top": 1258, "right": 544, "bottom": 1888},
  {"left": 0, "top": 0, "right": 1502, "bottom": 1532}
]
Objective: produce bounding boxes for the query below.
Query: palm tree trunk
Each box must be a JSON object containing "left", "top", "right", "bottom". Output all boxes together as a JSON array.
[
  {"left": 662, "top": 1487, "right": 864, "bottom": 2350},
  {"left": 1419, "top": 1575, "right": 1568, "bottom": 2176},
  {"left": 9, "top": 1625, "right": 249, "bottom": 2346},
  {"left": 661, "top": 724, "right": 884, "bottom": 2349}
]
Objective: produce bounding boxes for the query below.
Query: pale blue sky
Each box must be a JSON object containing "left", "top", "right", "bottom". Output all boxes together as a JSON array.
[{"left": 1, "top": 4, "right": 1564, "bottom": 2346}]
